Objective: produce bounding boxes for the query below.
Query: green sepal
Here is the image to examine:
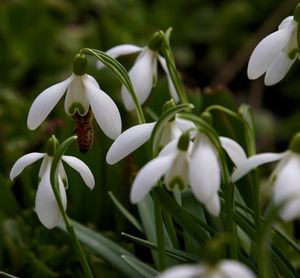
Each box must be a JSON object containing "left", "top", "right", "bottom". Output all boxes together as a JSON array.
[
  {"left": 46, "top": 135, "right": 59, "bottom": 156},
  {"left": 293, "top": 3, "right": 300, "bottom": 23},
  {"left": 289, "top": 132, "right": 300, "bottom": 153},
  {"left": 150, "top": 103, "right": 193, "bottom": 156},
  {"left": 73, "top": 53, "right": 87, "bottom": 76},
  {"left": 147, "top": 31, "right": 164, "bottom": 52}
]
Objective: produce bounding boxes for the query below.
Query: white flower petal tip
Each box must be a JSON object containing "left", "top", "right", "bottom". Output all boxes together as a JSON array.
[
  {"left": 157, "top": 265, "right": 203, "bottom": 278},
  {"left": 106, "top": 122, "right": 156, "bottom": 165},
  {"left": 220, "top": 260, "right": 256, "bottom": 278},
  {"left": 231, "top": 152, "right": 287, "bottom": 183},
  {"left": 62, "top": 155, "right": 95, "bottom": 190},
  {"left": 10, "top": 153, "right": 45, "bottom": 180},
  {"left": 97, "top": 44, "right": 142, "bottom": 69},
  {"left": 204, "top": 194, "right": 220, "bottom": 217},
  {"left": 27, "top": 76, "right": 73, "bottom": 130},
  {"left": 85, "top": 82, "right": 122, "bottom": 140},
  {"left": 130, "top": 154, "right": 175, "bottom": 204}
]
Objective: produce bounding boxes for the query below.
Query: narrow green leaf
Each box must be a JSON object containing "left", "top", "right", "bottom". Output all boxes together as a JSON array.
[
  {"left": 108, "top": 191, "right": 143, "bottom": 232},
  {"left": 121, "top": 232, "right": 200, "bottom": 262},
  {"left": 58, "top": 221, "right": 140, "bottom": 278},
  {"left": 0, "top": 272, "right": 20, "bottom": 278},
  {"left": 122, "top": 255, "right": 158, "bottom": 278}
]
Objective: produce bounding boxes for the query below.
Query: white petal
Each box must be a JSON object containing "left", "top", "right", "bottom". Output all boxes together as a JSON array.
[
  {"left": 273, "top": 155, "right": 300, "bottom": 221},
  {"left": 64, "top": 74, "right": 90, "bottom": 116},
  {"left": 219, "top": 260, "right": 256, "bottom": 278},
  {"left": 58, "top": 161, "right": 68, "bottom": 188},
  {"left": 231, "top": 152, "right": 287, "bottom": 183},
  {"left": 175, "top": 117, "right": 196, "bottom": 133},
  {"left": 10, "top": 152, "right": 45, "bottom": 180},
  {"left": 219, "top": 136, "right": 247, "bottom": 166},
  {"left": 97, "top": 44, "right": 142, "bottom": 69},
  {"left": 158, "top": 55, "right": 179, "bottom": 102},
  {"left": 158, "top": 139, "right": 179, "bottom": 157},
  {"left": 278, "top": 16, "right": 294, "bottom": 30},
  {"left": 121, "top": 49, "right": 155, "bottom": 110},
  {"left": 158, "top": 265, "right": 203, "bottom": 278},
  {"left": 85, "top": 80, "right": 121, "bottom": 139},
  {"left": 204, "top": 194, "right": 220, "bottom": 216},
  {"left": 247, "top": 29, "right": 291, "bottom": 80},
  {"left": 130, "top": 154, "right": 175, "bottom": 203},
  {"left": 35, "top": 161, "right": 67, "bottom": 229},
  {"left": 62, "top": 155, "right": 95, "bottom": 190},
  {"left": 189, "top": 136, "right": 220, "bottom": 203},
  {"left": 27, "top": 76, "right": 73, "bottom": 130},
  {"left": 106, "top": 122, "right": 156, "bottom": 164},
  {"left": 264, "top": 52, "right": 296, "bottom": 86}
]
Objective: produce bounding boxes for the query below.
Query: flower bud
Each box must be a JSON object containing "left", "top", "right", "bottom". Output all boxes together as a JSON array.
[
  {"left": 289, "top": 132, "right": 300, "bottom": 154},
  {"left": 147, "top": 31, "right": 164, "bottom": 51},
  {"left": 73, "top": 53, "right": 87, "bottom": 76},
  {"left": 46, "top": 135, "right": 59, "bottom": 156}
]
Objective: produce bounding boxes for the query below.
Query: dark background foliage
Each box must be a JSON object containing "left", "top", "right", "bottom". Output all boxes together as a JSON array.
[{"left": 0, "top": 0, "right": 300, "bottom": 276}]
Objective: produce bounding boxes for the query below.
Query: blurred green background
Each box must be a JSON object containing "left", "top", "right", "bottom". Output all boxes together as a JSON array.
[{"left": 1, "top": 0, "right": 300, "bottom": 276}]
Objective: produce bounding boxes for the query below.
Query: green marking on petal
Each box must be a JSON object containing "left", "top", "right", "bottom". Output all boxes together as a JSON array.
[
  {"left": 177, "top": 132, "right": 190, "bottom": 151},
  {"left": 166, "top": 176, "right": 187, "bottom": 191},
  {"left": 289, "top": 132, "right": 300, "bottom": 154},
  {"left": 288, "top": 48, "right": 298, "bottom": 59},
  {"left": 68, "top": 102, "right": 87, "bottom": 116}
]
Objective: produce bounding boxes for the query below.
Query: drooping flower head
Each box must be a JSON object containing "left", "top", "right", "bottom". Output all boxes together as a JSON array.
[
  {"left": 247, "top": 7, "right": 300, "bottom": 86},
  {"left": 10, "top": 136, "right": 95, "bottom": 229},
  {"left": 232, "top": 132, "right": 300, "bottom": 221},
  {"left": 98, "top": 32, "right": 178, "bottom": 110},
  {"left": 27, "top": 53, "right": 122, "bottom": 140},
  {"left": 130, "top": 131, "right": 223, "bottom": 216}
]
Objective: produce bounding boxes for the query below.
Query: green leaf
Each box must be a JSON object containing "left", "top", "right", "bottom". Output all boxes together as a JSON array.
[
  {"left": 108, "top": 191, "right": 143, "bottom": 232},
  {"left": 122, "top": 255, "right": 159, "bottom": 278},
  {"left": 59, "top": 221, "right": 140, "bottom": 278},
  {"left": 122, "top": 232, "right": 200, "bottom": 262},
  {"left": 0, "top": 272, "right": 20, "bottom": 278}
]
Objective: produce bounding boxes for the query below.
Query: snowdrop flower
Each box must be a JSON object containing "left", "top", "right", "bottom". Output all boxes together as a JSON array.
[
  {"left": 10, "top": 137, "right": 95, "bottom": 229},
  {"left": 232, "top": 133, "right": 300, "bottom": 221},
  {"left": 98, "top": 33, "right": 178, "bottom": 110},
  {"left": 247, "top": 15, "right": 298, "bottom": 86},
  {"left": 27, "top": 53, "right": 121, "bottom": 139},
  {"left": 130, "top": 132, "right": 222, "bottom": 216},
  {"left": 158, "top": 260, "right": 255, "bottom": 278},
  {"left": 106, "top": 114, "right": 195, "bottom": 165}
]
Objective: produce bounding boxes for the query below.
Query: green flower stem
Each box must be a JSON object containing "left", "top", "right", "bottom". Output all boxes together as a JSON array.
[
  {"left": 50, "top": 176, "right": 94, "bottom": 278},
  {"left": 50, "top": 136, "right": 93, "bottom": 278},
  {"left": 160, "top": 31, "right": 188, "bottom": 105},
  {"left": 153, "top": 190, "right": 167, "bottom": 271},
  {"left": 240, "top": 105, "right": 268, "bottom": 278}
]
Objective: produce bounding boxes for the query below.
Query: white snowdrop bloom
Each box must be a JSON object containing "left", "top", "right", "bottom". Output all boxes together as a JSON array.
[
  {"left": 231, "top": 133, "right": 300, "bottom": 221},
  {"left": 106, "top": 115, "right": 195, "bottom": 165},
  {"left": 158, "top": 260, "right": 256, "bottom": 278},
  {"left": 98, "top": 43, "right": 178, "bottom": 110},
  {"left": 130, "top": 133, "right": 225, "bottom": 216},
  {"left": 27, "top": 71, "right": 121, "bottom": 140},
  {"left": 10, "top": 151, "right": 95, "bottom": 229},
  {"left": 247, "top": 16, "right": 298, "bottom": 86}
]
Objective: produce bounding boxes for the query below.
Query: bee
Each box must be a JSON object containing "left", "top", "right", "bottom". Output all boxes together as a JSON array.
[{"left": 72, "top": 109, "right": 94, "bottom": 153}]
